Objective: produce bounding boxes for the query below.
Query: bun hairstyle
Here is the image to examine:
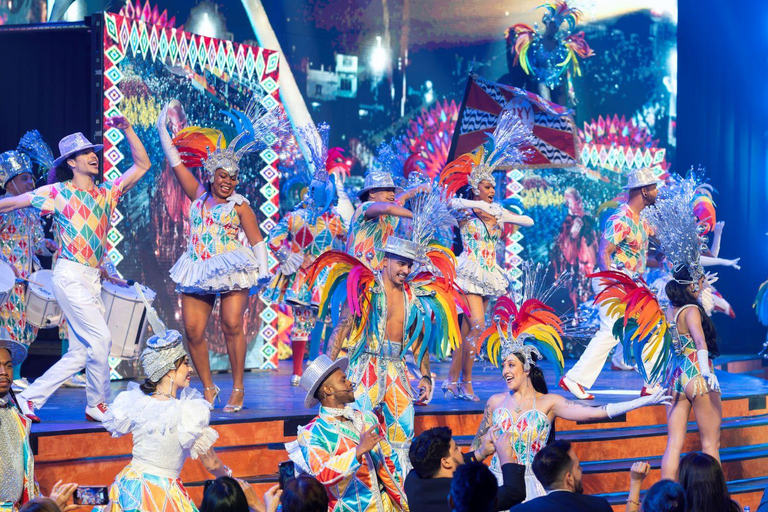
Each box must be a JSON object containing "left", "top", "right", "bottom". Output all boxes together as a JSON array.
[
  {"left": 139, "top": 356, "right": 186, "bottom": 395},
  {"left": 665, "top": 265, "right": 719, "bottom": 357}
]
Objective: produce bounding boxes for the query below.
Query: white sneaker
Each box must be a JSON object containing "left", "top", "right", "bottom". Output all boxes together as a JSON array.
[
  {"left": 12, "top": 378, "right": 29, "bottom": 392},
  {"left": 85, "top": 402, "right": 109, "bottom": 422},
  {"left": 63, "top": 373, "right": 86, "bottom": 388}
]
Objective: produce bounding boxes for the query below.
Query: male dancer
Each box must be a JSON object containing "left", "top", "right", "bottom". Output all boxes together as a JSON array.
[
  {"left": 0, "top": 118, "right": 151, "bottom": 422},
  {"left": 560, "top": 167, "right": 661, "bottom": 399}
]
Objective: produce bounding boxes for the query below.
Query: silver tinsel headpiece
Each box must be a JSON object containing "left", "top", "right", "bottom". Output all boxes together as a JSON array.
[
  {"left": 135, "top": 284, "right": 186, "bottom": 382},
  {"left": 469, "top": 110, "right": 533, "bottom": 192},
  {"left": 643, "top": 173, "right": 707, "bottom": 290},
  {"left": 18, "top": 130, "right": 55, "bottom": 173}
]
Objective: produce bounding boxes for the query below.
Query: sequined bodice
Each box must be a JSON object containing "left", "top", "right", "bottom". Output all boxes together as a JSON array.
[
  {"left": 490, "top": 402, "right": 550, "bottom": 468},
  {"left": 188, "top": 196, "right": 242, "bottom": 261},
  {"left": 460, "top": 216, "right": 501, "bottom": 271}
]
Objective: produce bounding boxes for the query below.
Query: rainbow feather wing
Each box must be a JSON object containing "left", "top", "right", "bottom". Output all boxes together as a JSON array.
[
  {"left": 511, "top": 24, "right": 535, "bottom": 74},
  {"left": 439, "top": 153, "right": 479, "bottom": 197},
  {"left": 409, "top": 277, "right": 465, "bottom": 361},
  {"left": 693, "top": 184, "right": 716, "bottom": 233},
  {"left": 173, "top": 127, "right": 224, "bottom": 168}
]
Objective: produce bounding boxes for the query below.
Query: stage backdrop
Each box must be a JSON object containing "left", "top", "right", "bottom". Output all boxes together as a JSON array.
[{"left": 100, "top": 12, "right": 283, "bottom": 370}]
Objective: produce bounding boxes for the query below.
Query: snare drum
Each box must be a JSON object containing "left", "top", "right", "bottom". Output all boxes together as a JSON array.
[
  {"left": 26, "top": 269, "right": 63, "bottom": 328},
  {"left": 102, "top": 281, "right": 156, "bottom": 359},
  {"left": 0, "top": 261, "right": 14, "bottom": 309}
]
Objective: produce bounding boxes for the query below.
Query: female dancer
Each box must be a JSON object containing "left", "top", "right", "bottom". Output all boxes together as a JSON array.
[
  {"left": 472, "top": 263, "right": 671, "bottom": 501},
  {"left": 157, "top": 100, "right": 277, "bottom": 412},
  {"left": 102, "top": 300, "right": 230, "bottom": 511},
  {"left": 439, "top": 111, "right": 534, "bottom": 400}
]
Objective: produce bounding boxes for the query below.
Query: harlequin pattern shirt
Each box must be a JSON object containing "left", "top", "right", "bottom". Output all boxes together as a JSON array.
[
  {"left": 602, "top": 203, "right": 653, "bottom": 274},
  {"left": 27, "top": 178, "right": 124, "bottom": 268},
  {"left": 346, "top": 202, "right": 400, "bottom": 270},
  {"left": 187, "top": 195, "right": 245, "bottom": 261}
]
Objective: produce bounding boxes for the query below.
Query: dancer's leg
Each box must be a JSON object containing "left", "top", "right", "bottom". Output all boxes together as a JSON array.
[
  {"left": 690, "top": 386, "right": 722, "bottom": 463},
  {"left": 660, "top": 392, "right": 691, "bottom": 480},
  {"left": 460, "top": 295, "right": 487, "bottom": 399},
  {"left": 290, "top": 306, "right": 313, "bottom": 379},
  {"left": 445, "top": 313, "right": 470, "bottom": 397},
  {"left": 219, "top": 289, "right": 249, "bottom": 410},
  {"left": 181, "top": 293, "right": 216, "bottom": 403},
  {"left": 565, "top": 299, "right": 619, "bottom": 389}
]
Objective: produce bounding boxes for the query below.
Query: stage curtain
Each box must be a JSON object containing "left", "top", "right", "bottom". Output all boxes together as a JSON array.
[{"left": 677, "top": 0, "right": 768, "bottom": 352}]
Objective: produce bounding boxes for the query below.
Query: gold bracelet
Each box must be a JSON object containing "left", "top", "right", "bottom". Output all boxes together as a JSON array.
[{"left": 627, "top": 499, "right": 641, "bottom": 506}]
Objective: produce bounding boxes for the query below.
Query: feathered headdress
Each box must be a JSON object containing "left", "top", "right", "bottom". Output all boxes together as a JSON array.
[
  {"left": 440, "top": 110, "right": 532, "bottom": 196},
  {"left": 294, "top": 122, "right": 350, "bottom": 215},
  {"left": 643, "top": 172, "right": 709, "bottom": 289},
  {"left": 541, "top": 1, "right": 583, "bottom": 30},
  {"left": 173, "top": 97, "right": 289, "bottom": 182},
  {"left": 480, "top": 261, "right": 566, "bottom": 378},
  {"left": 17, "top": 130, "right": 55, "bottom": 176},
  {"left": 375, "top": 138, "right": 408, "bottom": 187}
]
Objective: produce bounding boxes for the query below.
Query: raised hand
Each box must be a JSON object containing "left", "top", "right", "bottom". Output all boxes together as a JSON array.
[
  {"left": 356, "top": 426, "right": 385, "bottom": 459},
  {"left": 106, "top": 115, "right": 131, "bottom": 130}
]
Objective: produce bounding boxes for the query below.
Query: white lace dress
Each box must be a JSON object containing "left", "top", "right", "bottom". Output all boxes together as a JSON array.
[{"left": 100, "top": 383, "right": 219, "bottom": 512}]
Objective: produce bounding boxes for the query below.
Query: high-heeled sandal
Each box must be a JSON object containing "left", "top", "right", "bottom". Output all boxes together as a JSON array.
[
  {"left": 223, "top": 388, "right": 245, "bottom": 413},
  {"left": 442, "top": 380, "right": 461, "bottom": 399},
  {"left": 458, "top": 381, "right": 480, "bottom": 402},
  {"left": 203, "top": 385, "right": 221, "bottom": 404}
]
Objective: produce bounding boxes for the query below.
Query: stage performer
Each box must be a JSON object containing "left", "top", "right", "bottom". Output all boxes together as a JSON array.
[
  {"left": 472, "top": 261, "right": 671, "bottom": 501},
  {"left": 314, "top": 188, "right": 464, "bottom": 473},
  {"left": 346, "top": 165, "right": 429, "bottom": 271},
  {"left": 0, "top": 339, "right": 38, "bottom": 511},
  {"left": 286, "top": 355, "right": 406, "bottom": 511},
  {"left": 0, "top": 121, "right": 151, "bottom": 423},
  {"left": 589, "top": 175, "right": 722, "bottom": 480},
  {"left": 439, "top": 110, "right": 534, "bottom": 402},
  {"left": 263, "top": 123, "right": 349, "bottom": 385},
  {"left": 0, "top": 140, "right": 58, "bottom": 384},
  {"left": 157, "top": 99, "right": 283, "bottom": 412},
  {"left": 559, "top": 167, "right": 661, "bottom": 400},
  {"left": 101, "top": 296, "right": 231, "bottom": 512}
]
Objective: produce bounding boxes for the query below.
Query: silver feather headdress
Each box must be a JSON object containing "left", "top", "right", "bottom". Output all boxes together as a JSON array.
[{"left": 469, "top": 110, "right": 533, "bottom": 191}]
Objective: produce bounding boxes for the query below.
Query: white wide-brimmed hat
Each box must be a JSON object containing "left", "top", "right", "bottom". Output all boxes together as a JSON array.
[
  {"left": 622, "top": 167, "right": 660, "bottom": 190},
  {"left": 52, "top": 132, "right": 104, "bottom": 168},
  {"left": 300, "top": 355, "right": 349, "bottom": 408}
]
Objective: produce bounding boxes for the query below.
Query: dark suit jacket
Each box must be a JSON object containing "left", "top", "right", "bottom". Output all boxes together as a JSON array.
[
  {"left": 404, "top": 452, "right": 526, "bottom": 512},
  {"left": 510, "top": 489, "right": 613, "bottom": 512}
]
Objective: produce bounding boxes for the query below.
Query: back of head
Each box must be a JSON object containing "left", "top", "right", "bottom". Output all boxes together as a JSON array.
[
  {"left": 643, "top": 480, "right": 685, "bottom": 512},
  {"left": 200, "top": 476, "right": 249, "bottom": 512},
  {"left": 19, "top": 498, "right": 61, "bottom": 512},
  {"left": 281, "top": 475, "right": 329, "bottom": 512},
  {"left": 678, "top": 452, "right": 732, "bottom": 512},
  {"left": 450, "top": 462, "right": 498, "bottom": 512},
  {"left": 532, "top": 440, "right": 572, "bottom": 489},
  {"left": 409, "top": 426, "right": 453, "bottom": 479},
  {"left": 664, "top": 266, "right": 719, "bottom": 356}
]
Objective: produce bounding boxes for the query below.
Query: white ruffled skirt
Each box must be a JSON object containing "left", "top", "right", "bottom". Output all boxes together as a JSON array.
[
  {"left": 455, "top": 255, "right": 509, "bottom": 297},
  {"left": 170, "top": 247, "right": 261, "bottom": 295}
]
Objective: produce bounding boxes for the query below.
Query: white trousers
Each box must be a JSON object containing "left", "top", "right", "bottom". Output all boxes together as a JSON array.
[
  {"left": 566, "top": 278, "right": 653, "bottom": 389},
  {"left": 20, "top": 259, "right": 111, "bottom": 408}
]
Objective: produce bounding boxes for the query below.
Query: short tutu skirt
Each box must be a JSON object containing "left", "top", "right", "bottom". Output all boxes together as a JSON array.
[
  {"left": 102, "top": 465, "right": 197, "bottom": 512},
  {"left": 455, "top": 255, "right": 509, "bottom": 297},
  {"left": 170, "top": 246, "right": 261, "bottom": 295},
  {"left": 262, "top": 265, "right": 330, "bottom": 307}
]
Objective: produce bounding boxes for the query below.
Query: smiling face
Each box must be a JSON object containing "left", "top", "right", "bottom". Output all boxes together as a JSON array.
[
  {"left": 474, "top": 180, "right": 495, "bottom": 203},
  {"left": 368, "top": 188, "right": 396, "bottom": 203},
  {"left": 501, "top": 353, "right": 528, "bottom": 392},
  {"left": 382, "top": 255, "right": 413, "bottom": 286},
  {"left": 67, "top": 149, "right": 100, "bottom": 177},
  {"left": 0, "top": 348, "right": 13, "bottom": 397},
  {"left": 6, "top": 172, "right": 35, "bottom": 195},
  {"left": 210, "top": 168, "right": 238, "bottom": 199},
  {"left": 171, "top": 356, "right": 192, "bottom": 390}
]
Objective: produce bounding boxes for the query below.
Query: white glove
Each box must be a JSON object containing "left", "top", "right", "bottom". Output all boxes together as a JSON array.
[
  {"left": 251, "top": 241, "right": 272, "bottom": 282},
  {"left": 280, "top": 252, "right": 304, "bottom": 276},
  {"left": 605, "top": 388, "right": 672, "bottom": 419},
  {"left": 697, "top": 349, "right": 720, "bottom": 391},
  {"left": 450, "top": 198, "right": 494, "bottom": 213},
  {"left": 156, "top": 103, "right": 182, "bottom": 167}
]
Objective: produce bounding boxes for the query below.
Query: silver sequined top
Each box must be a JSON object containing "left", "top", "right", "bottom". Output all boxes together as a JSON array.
[{"left": 0, "top": 407, "right": 24, "bottom": 503}]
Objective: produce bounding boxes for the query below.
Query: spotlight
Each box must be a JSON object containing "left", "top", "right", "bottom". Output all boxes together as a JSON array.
[{"left": 369, "top": 36, "right": 389, "bottom": 75}]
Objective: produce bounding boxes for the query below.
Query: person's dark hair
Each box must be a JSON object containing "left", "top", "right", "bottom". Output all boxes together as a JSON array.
[
  {"left": 139, "top": 356, "right": 186, "bottom": 395},
  {"left": 409, "top": 426, "right": 453, "bottom": 479},
  {"left": 513, "top": 352, "right": 556, "bottom": 443},
  {"left": 532, "top": 440, "right": 573, "bottom": 489},
  {"left": 19, "top": 498, "right": 61, "bottom": 512},
  {"left": 678, "top": 452, "right": 739, "bottom": 512},
  {"left": 49, "top": 160, "right": 73, "bottom": 184},
  {"left": 449, "top": 462, "right": 498, "bottom": 512},
  {"left": 643, "top": 479, "right": 686, "bottom": 512},
  {"left": 665, "top": 266, "right": 719, "bottom": 357},
  {"left": 281, "top": 475, "right": 329, "bottom": 512},
  {"left": 200, "top": 476, "right": 249, "bottom": 512}
]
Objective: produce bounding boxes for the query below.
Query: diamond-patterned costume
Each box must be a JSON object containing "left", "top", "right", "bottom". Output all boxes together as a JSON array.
[
  {"left": 286, "top": 406, "right": 406, "bottom": 512},
  {"left": 0, "top": 196, "right": 48, "bottom": 346},
  {"left": 0, "top": 405, "right": 38, "bottom": 512},
  {"left": 346, "top": 202, "right": 400, "bottom": 270},
  {"left": 169, "top": 193, "right": 261, "bottom": 294},
  {"left": 28, "top": 178, "right": 123, "bottom": 268},
  {"left": 664, "top": 304, "right": 720, "bottom": 397},
  {"left": 455, "top": 213, "right": 508, "bottom": 296},
  {"left": 603, "top": 204, "right": 653, "bottom": 275}
]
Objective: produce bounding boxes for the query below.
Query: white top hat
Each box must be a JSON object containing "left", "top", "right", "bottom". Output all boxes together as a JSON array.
[
  {"left": 299, "top": 355, "right": 349, "bottom": 408},
  {"left": 623, "top": 167, "right": 660, "bottom": 190}
]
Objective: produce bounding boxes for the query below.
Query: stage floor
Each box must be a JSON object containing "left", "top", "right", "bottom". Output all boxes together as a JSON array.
[{"left": 28, "top": 355, "right": 768, "bottom": 435}]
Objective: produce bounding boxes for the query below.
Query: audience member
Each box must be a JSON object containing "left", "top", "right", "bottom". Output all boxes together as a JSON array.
[
  {"left": 18, "top": 498, "right": 61, "bottom": 512},
  {"left": 405, "top": 426, "right": 525, "bottom": 511},
  {"left": 643, "top": 480, "right": 686, "bottom": 512},
  {"left": 17, "top": 481, "right": 78, "bottom": 512},
  {"left": 200, "top": 477, "right": 252, "bottom": 512},
  {"left": 448, "top": 462, "right": 498, "bottom": 512},
  {"left": 263, "top": 475, "right": 328, "bottom": 512},
  {"left": 510, "top": 440, "right": 611, "bottom": 512},
  {"left": 626, "top": 461, "right": 651, "bottom": 512},
  {"left": 678, "top": 452, "right": 739, "bottom": 512}
]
